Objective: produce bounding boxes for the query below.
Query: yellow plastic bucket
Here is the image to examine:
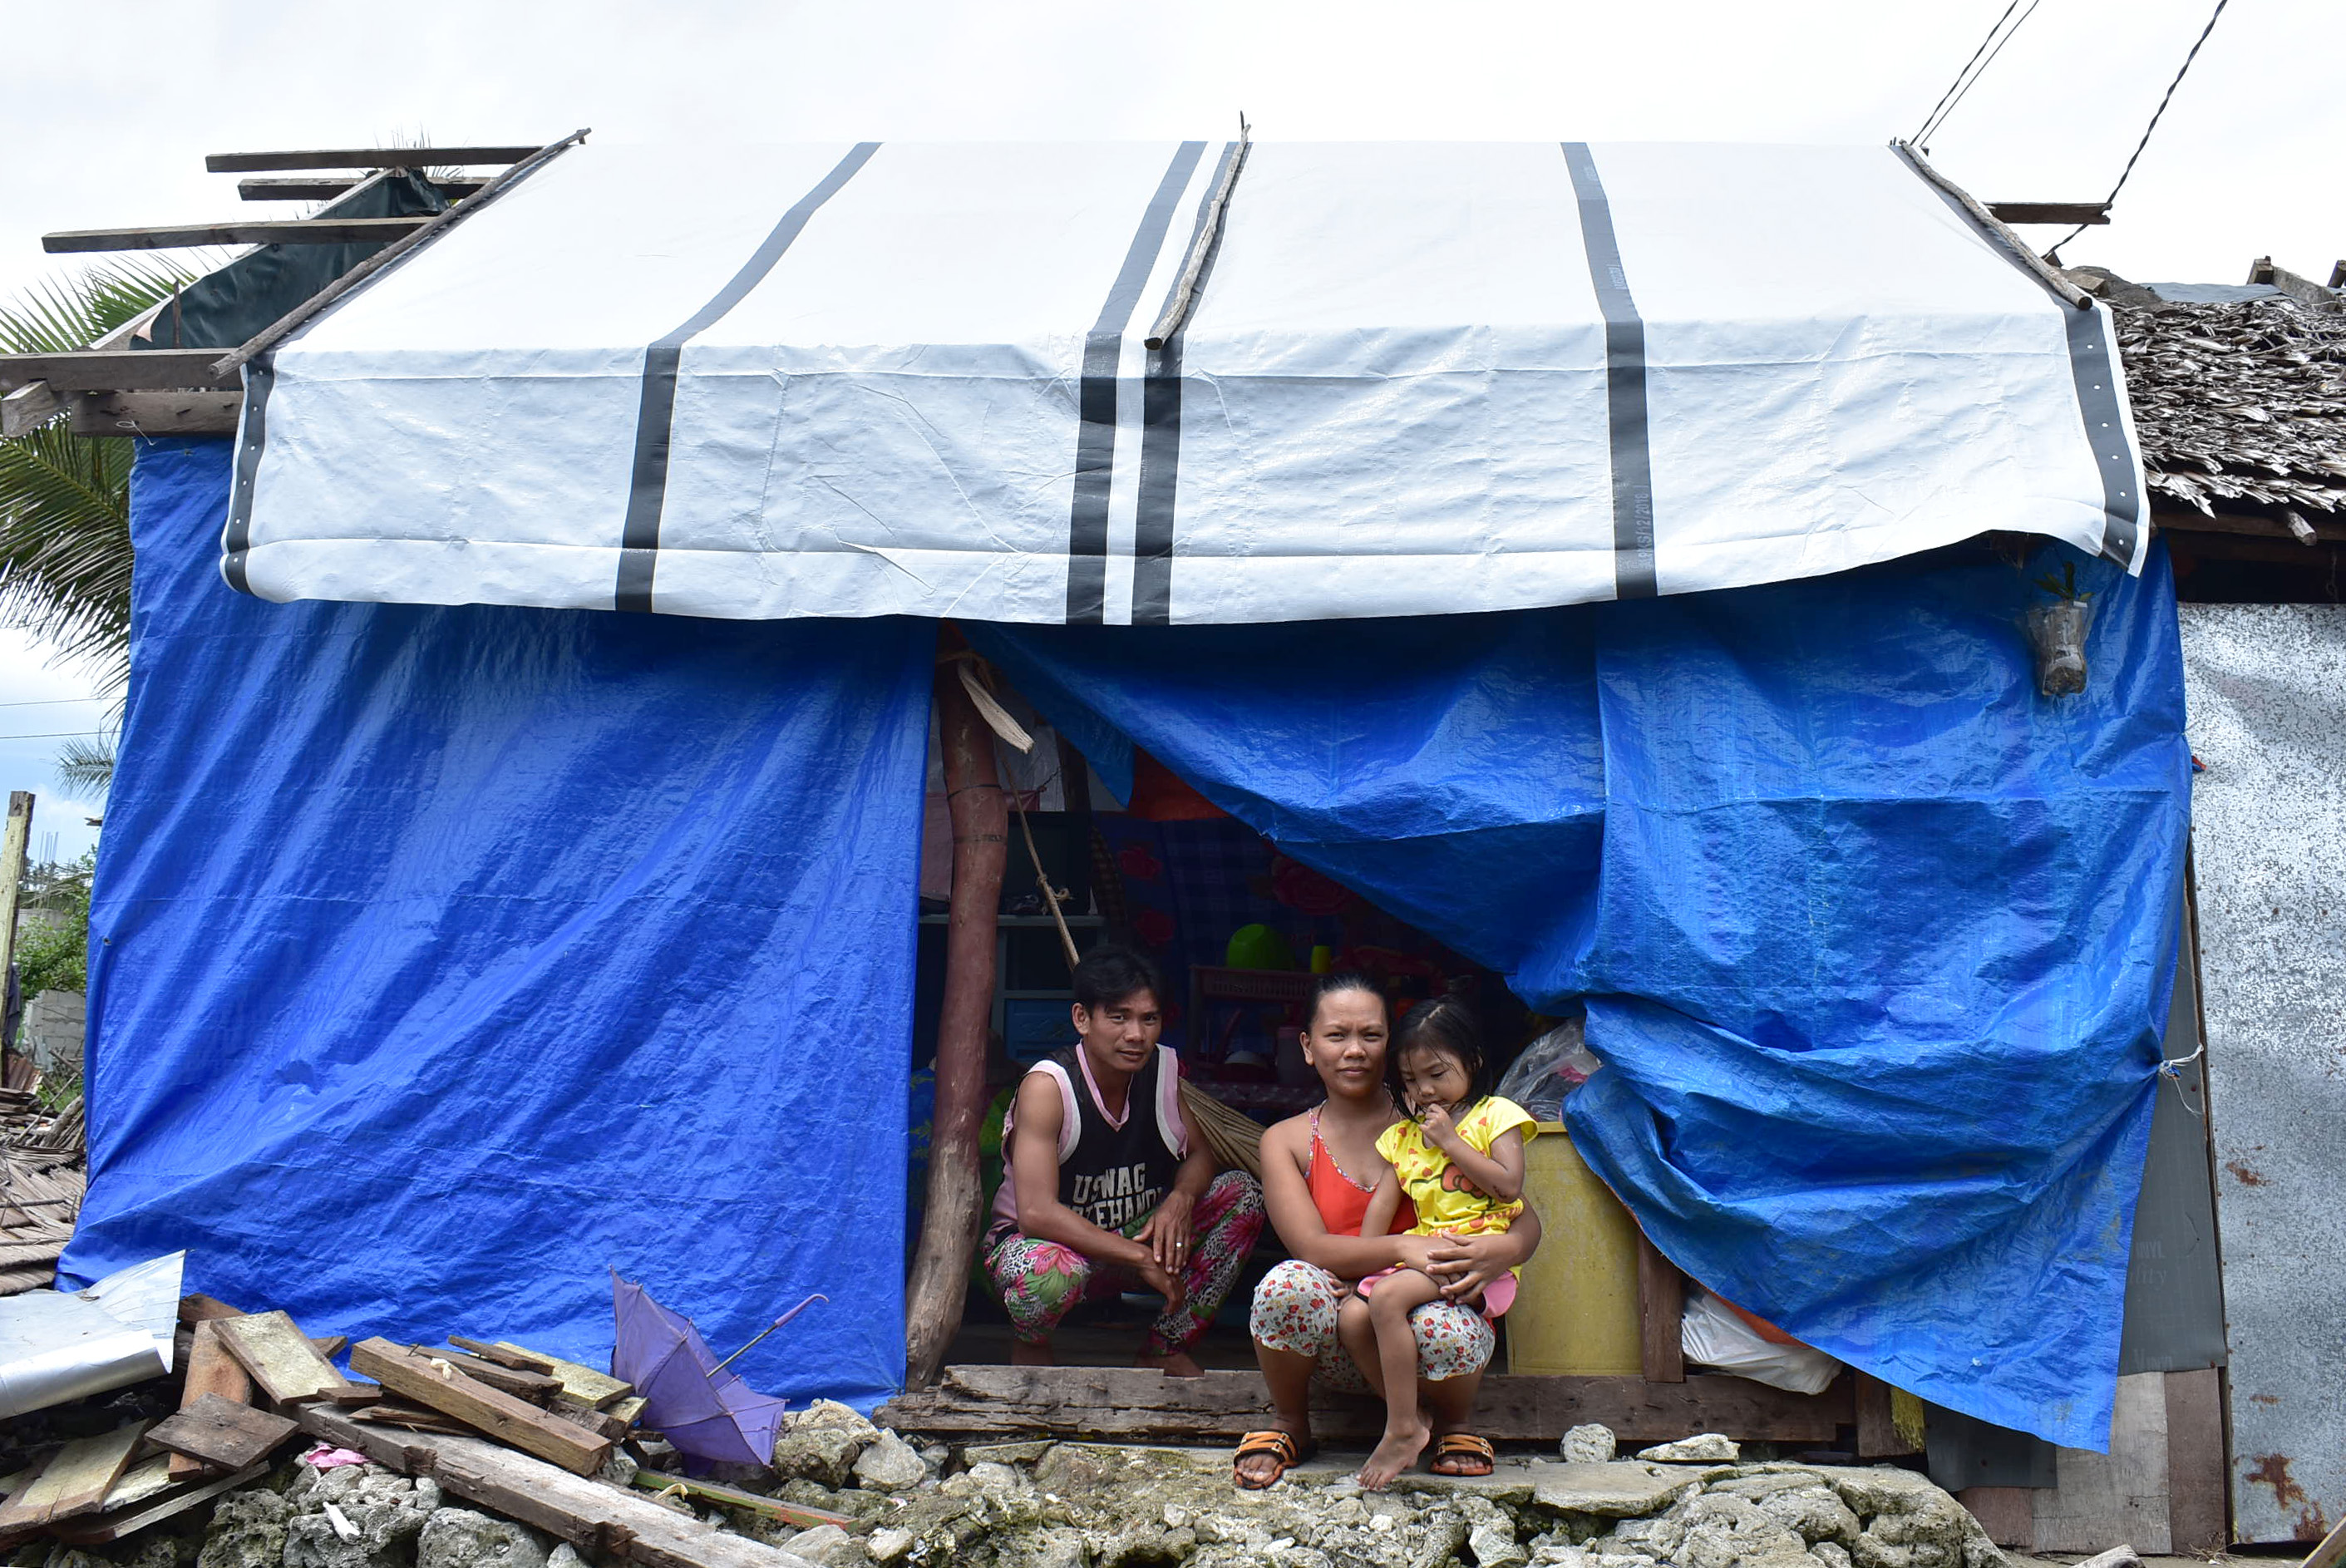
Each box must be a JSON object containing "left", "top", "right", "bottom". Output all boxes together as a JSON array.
[{"left": 1506, "top": 1123, "right": 1644, "bottom": 1375}]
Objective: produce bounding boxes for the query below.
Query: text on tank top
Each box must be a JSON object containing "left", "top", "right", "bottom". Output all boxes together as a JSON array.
[{"left": 1054, "top": 1045, "right": 1184, "bottom": 1231}]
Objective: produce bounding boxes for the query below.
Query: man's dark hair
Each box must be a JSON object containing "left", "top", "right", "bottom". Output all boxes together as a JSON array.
[{"left": 1072, "top": 944, "right": 1166, "bottom": 1013}]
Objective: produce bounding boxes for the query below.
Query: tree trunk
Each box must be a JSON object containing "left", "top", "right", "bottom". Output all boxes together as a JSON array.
[{"left": 903, "top": 649, "right": 1007, "bottom": 1388}]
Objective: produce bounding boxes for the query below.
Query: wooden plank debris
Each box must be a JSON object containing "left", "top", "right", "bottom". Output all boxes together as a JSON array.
[
  {"left": 626, "top": 1471, "right": 854, "bottom": 1530},
  {"left": 878, "top": 1364, "right": 1854, "bottom": 1445},
  {"left": 425, "top": 1347, "right": 564, "bottom": 1403},
  {"left": 606, "top": 1395, "right": 648, "bottom": 1427},
  {"left": 206, "top": 146, "right": 545, "bottom": 174},
  {"left": 350, "top": 1339, "right": 610, "bottom": 1477},
  {"left": 347, "top": 1402, "right": 473, "bottom": 1436},
  {"left": 2298, "top": 1515, "right": 2346, "bottom": 1568},
  {"left": 0, "top": 350, "right": 237, "bottom": 394},
  {"left": 492, "top": 1342, "right": 633, "bottom": 1408},
  {"left": 170, "top": 1319, "right": 255, "bottom": 1482},
  {"left": 547, "top": 1400, "right": 631, "bottom": 1442},
  {"left": 449, "top": 1336, "right": 556, "bottom": 1372},
  {"left": 48, "top": 1464, "right": 266, "bottom": 1546},
  {"left": 177, "top": 1293, "right": 248, "bottom": 1323},
  {"left": 213, "top": 1310, "right": 357, "bottom": 1405},
  {"left": 147, "top": 1393, "right": 299, "bottom": 1472},
  {"left": 45, "top": 218, "right": 430, "bottom": 254},
  {"left": 239, "top": 175, "right": 486, "bottom": 201},
  {"left": 296, "top": 1404, "right": 796, "bottom": 1568},
  {"left": 0, "top": 1423, "right": 148, "bottom": 1531},
  {"left": 0, "top": 382, "right": 58, "bottom": 438},
  {"left": 1855, "top": 1373, "right": 1925, "bottom": 1457},
  {"left": 1637, "top": 1233, "right": 1685, "bottom": 1383}
]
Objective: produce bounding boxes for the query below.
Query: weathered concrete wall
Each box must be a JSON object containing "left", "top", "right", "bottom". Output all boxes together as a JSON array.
[
  {"left": 21, "top": 987, "right": 83, "bottom": 1072},
  {"left": 2177, "top": 603, "right": 2346, "bottom": 1545}
]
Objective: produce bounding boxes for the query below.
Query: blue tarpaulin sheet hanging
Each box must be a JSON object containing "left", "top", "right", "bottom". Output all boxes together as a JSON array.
[
  {"left": 62, "top": 437, "right": 931, "bottom": 1408},
  {"left": 973, "top": 548, "right": 2190, "bottom": 1449}
]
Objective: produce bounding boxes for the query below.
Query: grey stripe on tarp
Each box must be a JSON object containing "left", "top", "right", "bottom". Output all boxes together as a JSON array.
[
  {"left": 1892, "top": 149, "right": 2143, "bottom": 567},
  {"left": 1563, "top": 143, "right": 1658, "bottom": 601},
  {"left": 1131, "top": 138, "right": 1243, "bottom": 627},
  {"left": 614, "top": 141, "right": 881, "bottom": 614},
  {"left": 1064, "top": 141, "right": 1208, "bottom": 624},
  {"left": 219, "top": 354, "right": 276, "bottom": 596}
]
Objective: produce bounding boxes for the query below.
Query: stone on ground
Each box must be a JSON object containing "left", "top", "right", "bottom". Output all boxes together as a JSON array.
[
  {"left": 1638, "top": 1435, "right": 1740, "bottom": 1464},
  {"left": 1561, "top": 1426, "right": 1618, "bottom": 1465},
  {"left": 852, "top": 1430, "right": 928, "bottom": 1492},
  {"left": 414, "top": 1508, "right": 550, "bottom": 1568},
  {"left": 771, "top": 1400, "right": 882, "bottom": 1488}
]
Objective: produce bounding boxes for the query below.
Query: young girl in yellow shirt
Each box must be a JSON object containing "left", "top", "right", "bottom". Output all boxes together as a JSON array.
[{"left": 1345, "top": 997, "right": 1535, "bottom": 1488}]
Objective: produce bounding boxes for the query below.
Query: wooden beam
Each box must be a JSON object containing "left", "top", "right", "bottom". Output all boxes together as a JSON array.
[
  {"left": 47, "top": 1462, "right": 265, "bottom": 1547},
  {"left": 294, "top": 1404, "right": 796, "bottom": 1568},
  {"left": 348, "top": 1339, "right": 609, "bottom": 1477},
  {"left": 2154, "top": 507, "right": 2346, "bottom": 544},
  {"left": 1988, "top": 202, "right": 2111, "bottom": 226},
  {"left": 1893, "top": 143, "right": 2093, "bottom": 309},
  {"left": 1636, "top": 1233, "right": 1684, "bottom": 1383},
  {"left": 46, "top": 217, "right": 428, "bottom": 254},
  {"left": 206, "top": 145, "right": 544, "bottom": 174},
  {"left": 877, "top": 1364, "right": 1855, "bottom": 1445},
  {"left": 0, "top": 351, "right": 236, "bottom": 394},
  {"left": 239, "top": 175, "right": 486, "bottom": 201},
  {"left": 626, "top": 1473, "right": 854, "bottom": 1531},
  {"left": 170, "top": 1319, "right": 254, "bottom": 1482},
  {"left": 0, "top": 1423, "right": 146, "bottom": 1531},
  {"left": 69, "top": 390, "right": 242, "bottom": 437},
  {"left": 211, "top": 1310, "right": 357, "bottom": 1404},
  {"left": 0, "top": 794, "right": 30, "bottom": 1087},
  {"left": 2160, "top": 529, "right": 2346, "bottom": 568},
  {"left": 0, "top": 382, "right": 59, "bottom": 437},
  {"left": 487, "top": 1343, "right": 632, "bottom": 1409},
  {"left": 2165, "top": 1368, "right": 2227, "bottom": 1555},
  {"left": 903, "top": 634, "right": 1010, "bottom": 1389},
  {"left": 145, "top": 1393, "right": 298, "bottom": 1472},
  {"left": 1854, "top": 1372, "right": 1925, "bottom": 1457}
]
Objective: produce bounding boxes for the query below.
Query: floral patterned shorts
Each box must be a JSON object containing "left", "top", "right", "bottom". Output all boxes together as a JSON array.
[{"left": 1248, "top": 1258, "right": 1494, "bottom": 1393}]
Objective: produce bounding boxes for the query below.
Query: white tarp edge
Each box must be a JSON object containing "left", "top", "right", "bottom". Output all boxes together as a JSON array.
[{"left": 226, "top": 141, "right": 2148, "bottom": 625}]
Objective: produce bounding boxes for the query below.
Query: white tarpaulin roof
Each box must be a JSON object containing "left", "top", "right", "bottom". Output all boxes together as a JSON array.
[{"left": 225, "top": 140, "right": 2148, "bottom": 624}]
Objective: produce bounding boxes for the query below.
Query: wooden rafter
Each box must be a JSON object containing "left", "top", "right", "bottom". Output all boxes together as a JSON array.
[
  {"left": 239, "top": 175, "right": 485, "bottom": 202},
  {"left": 1987, "top": 201, "right": 2112, "bottom": 226},
  {"left": 0, "top": 350, "right": 234, "bottom": 393},
  {"left": 205, "top": 145, "right": 541, "bottom": 173},
  {"left": 45, "top": 218, "right": 430, "bottom": 254}
]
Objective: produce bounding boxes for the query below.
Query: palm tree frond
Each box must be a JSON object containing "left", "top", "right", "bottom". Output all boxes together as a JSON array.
[{"left": 53, "top": 736, "right": 116, "bottom": 801}]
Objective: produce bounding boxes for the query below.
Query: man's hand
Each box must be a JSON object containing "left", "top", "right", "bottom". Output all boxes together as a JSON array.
[
  {"left": 1136, "top": 1190, "right": 1198, "bottom": 1274},
  {"left": 1135, "top": 1254, "right": 1188, "bottom": 1315}
]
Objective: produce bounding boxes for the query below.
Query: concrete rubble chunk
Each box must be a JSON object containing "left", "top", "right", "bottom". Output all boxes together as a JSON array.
[
  {"left": 852, "top": 1429, "right": 927, "bottom": 1492},
  {"left": 1561, "top": 1425, "right": 1618, "bottom": 1465},
  {"left": 198, "top": 1487, "right": 293, "bottom": 1568},
  {"left": 1812, "top": 1543, "right": 1855, "bottom": 1568},
  {"left": 1637, "top": 1435, "right": 1739, "bottom": 1464},
  {"left": 959, "top": 1439, "right": 1054, "bottom": 1467},
  {"left": 865, "top": 1526, "right": 914, "bottom": 1564},
  {"left": 1753, "top": 1485, "right": 1863, "bottom": 1546},
  {"left": 414, "top": 1509, "right": 551, "bottom": 1568},
  {"left": 777, "top": 1525, "right": 857, "bottom": 1568},
  {"left": 771, "top": 1399, "right": 881, "bottom": 1489},
  {"left": 1531, "top": 1462, "right": 1703, "bottom": 1518}
]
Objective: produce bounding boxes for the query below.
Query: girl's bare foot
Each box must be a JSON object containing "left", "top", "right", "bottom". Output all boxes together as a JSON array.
[
  {"left": 1137, "top": 1349, "right": 1205, "bottom": 1377},
  {"left": 1358, "top": 1419, "right": 1430, "bottom": 1490}
]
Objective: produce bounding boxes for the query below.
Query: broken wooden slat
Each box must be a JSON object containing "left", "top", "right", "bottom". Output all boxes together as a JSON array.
[
  {"left": 349, "top": 1339, "right": 609, "bottom": 1477},
  {"left": 548, "top": 1399, "right": 630, "bottom": 1443},
  {"left": 296, "top": 1405, "right": 796, "bottom": 1568},
  {"left": 313, "top": 1334, "right": 350, "bottom": 1359},
  {"left": 0, "top": 1423, "right": 147, "bottom": 1530},
  {"left": 626, "top": 1471, "right": 854, "bottom": 1530},
  {"left": 0, "top": 350, "right": 235, "bottom": 394},
  {"left": 321, "top": 1381, "right": 385, "bottom": 1406},
  {"left": 47, "top": 1463, "right": 266, "bottom": 1547},
  {"left": 176, "top": 1294, "right": 248, "bottom": 1323},
  {"left": 605, "top": 1395, "right": 648, "bottom": 1427},
  {"left": 171, "top": 1320, "right": 255, "bottom": 1482},
  {"left": 1986, "top": 202, "right": 2112, "bottom": 226},
  {"left": 2299, "top": 1516, "right": 2346, "bottom": 1568},
  {"left": 449, "top": 1336, "right": 556, "bottom": 1373},
  {"left": 45, "top": 218, "right": 431, "bottom": 254},
  {"left": 347, "top": 1403, "right": 473, "bottom": 1436},
  {"left": 239, "top": 175, "right": 486, "bottom": 201},
  {"left": 492, "top": 1342, "right": 633, "bottom": 1409},
  {"left": 147, "top": 1393, "right": 300, "bottom": 1472},
  {"left": 206, "top": 146, "right": 544, "bottom": 174},
  {"left": 426, "top": 1348, "right": 564, "bottom": 1403},
  {"left": 213, "top": 1310, "right": 357, "bottom": 1404},
  {"left": 876, "top": 1365, "right": 1854, "bottom": 1445}
]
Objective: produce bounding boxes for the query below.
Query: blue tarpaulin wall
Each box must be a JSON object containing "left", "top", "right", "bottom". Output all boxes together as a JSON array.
[
  {"left": 63, "top": 437, "right": 931, "bottom": 1408},
  {"left": 973, "top": 547, "right": 2191, "bottom": 1449}
]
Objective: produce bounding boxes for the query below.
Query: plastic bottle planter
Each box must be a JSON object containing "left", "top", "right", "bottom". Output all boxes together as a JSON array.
[{"left": 2026, "top": 599, "right": 2093, "bottom": 697}]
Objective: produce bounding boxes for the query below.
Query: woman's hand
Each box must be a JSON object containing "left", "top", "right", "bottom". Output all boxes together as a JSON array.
[{"left": 1424, "top": 1230, "right": 1516, "bottom": 1301}]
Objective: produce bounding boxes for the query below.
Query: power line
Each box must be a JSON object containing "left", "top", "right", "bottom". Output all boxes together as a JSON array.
[
  {"left": 2048, "top": 0, "right": 2233, "bottom": 258},
  {"left": 0, "top": 729, "right": 112, "bottom": 742},
  {"left": 0, "top": 695, "right": 106, "bottom": 709},
  {"left": 1915, "top": 0, "right": 2046, "bottom": 150}
]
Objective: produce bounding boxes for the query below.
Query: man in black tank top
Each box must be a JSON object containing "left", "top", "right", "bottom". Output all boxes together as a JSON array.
[{"left": 981, "top": 946, "right": 1264, "bottom": 1376}]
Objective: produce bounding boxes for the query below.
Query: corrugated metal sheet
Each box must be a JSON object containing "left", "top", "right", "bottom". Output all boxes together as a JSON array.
[{"left": 2179, "top": 602, "right": 2346, "bottom": 1545}]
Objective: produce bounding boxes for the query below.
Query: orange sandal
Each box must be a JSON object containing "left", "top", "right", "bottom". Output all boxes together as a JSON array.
[
  {"left": 1428, "top": 1432, "right": 1496, "bottom": 1477},
  {"left": 1233, "top": 1429, "right": 1317, "bottom": 1489}
]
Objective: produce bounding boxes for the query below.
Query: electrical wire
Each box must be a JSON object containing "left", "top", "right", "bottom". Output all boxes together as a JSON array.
[
  {"left": 2046, "top": 0, "right": 2234, "bottom": 258},
  {"left": 0, "top": 729, "right": 112, "bottom": 742},
  {"left": 1916, "top": 0, "right": 2047, "bottom": 150},
  {"left": 0, "top": 696, "right": 106, "bottom": 709},
  {"left": 1912, "top": 0, "right": 2023, "bottom": 145}
]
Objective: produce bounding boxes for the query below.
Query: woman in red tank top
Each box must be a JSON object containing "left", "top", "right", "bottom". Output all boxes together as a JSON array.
[{"left": 1230, "top": 974, "right": 1542, "bottom": 1489}]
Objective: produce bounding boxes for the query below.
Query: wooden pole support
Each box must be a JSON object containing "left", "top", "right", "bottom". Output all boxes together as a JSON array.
[
  {"left": 903, "top": 632, "right": 1008, "bottom": 1388},
  {"left": 1636, "top": 1230, "right": 1685, "bottom": 1383},
  {"left": 0, "top": 792, "right": 32, "bottom": 1082}
]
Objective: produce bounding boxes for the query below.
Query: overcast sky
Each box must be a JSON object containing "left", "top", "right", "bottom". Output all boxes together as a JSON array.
[{"left": 2, "top": 0, "right": 2339, "bottom": 852}]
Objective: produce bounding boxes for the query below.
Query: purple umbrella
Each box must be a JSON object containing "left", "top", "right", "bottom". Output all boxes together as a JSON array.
[{"left": 609, "top": 1270, "right": 825, "bottom": 1468}]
